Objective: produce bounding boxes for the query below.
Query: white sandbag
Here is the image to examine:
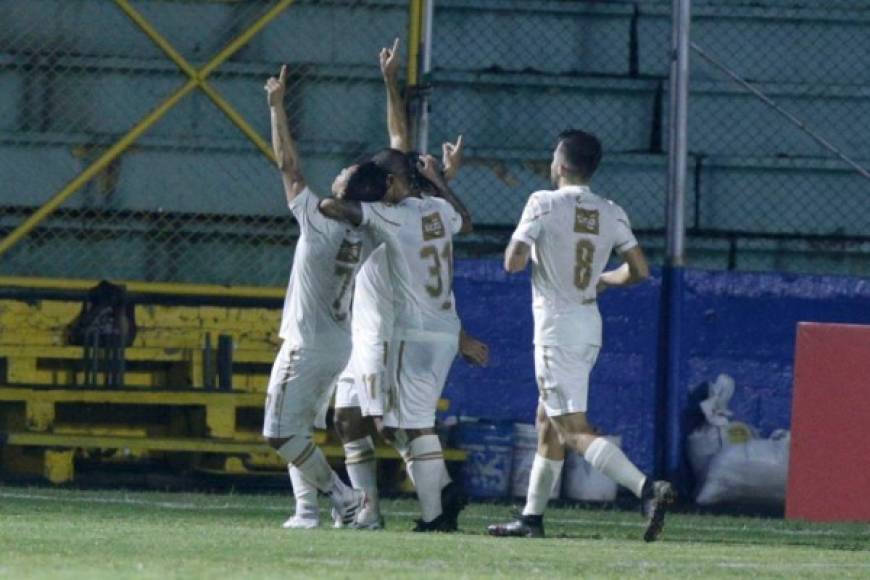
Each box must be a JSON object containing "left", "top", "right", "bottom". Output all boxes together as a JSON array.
[
  {"left": 688, "top": 421, "right": 755, "bottom": 486},
  {"left": 687, "top": 374, "right": 755, "bottom": 486},
  {"left": 696, "top": 431, "right": 790, "bottom": 505}
]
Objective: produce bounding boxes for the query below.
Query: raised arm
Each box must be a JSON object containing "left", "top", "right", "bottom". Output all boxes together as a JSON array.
[
  {"left": 380, "top": 38, "right": 410, "bottom": 152},
  {"left": 441, "top": 135, "right": 464, "bottom": 182},
  {"left": 318, "top": 198, "right": 363, "bottom": 227},
  {"left": 265, "top": 65, "right": 305, "bottom": 203},
  {"left": 504, "top": 239, "right": 531, "bottom": 273},
  {"left": 596, "top": 246, "right": 650, "bottom": 293},
  {"left": 417, "top": 154, "right": 473, "bottom": 234}
]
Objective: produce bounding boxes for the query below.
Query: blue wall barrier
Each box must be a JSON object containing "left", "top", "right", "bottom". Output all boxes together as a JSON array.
[{"left": 444, "top": 260, "right": 870, "bottom": 482}]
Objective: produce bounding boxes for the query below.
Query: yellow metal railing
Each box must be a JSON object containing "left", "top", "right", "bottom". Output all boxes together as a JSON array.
[
  {"left": 0, "top": 0, "right": 296, "bottom": 263},
  {"left": 0, "top": 0, "right": 422, "bottom": 296}
]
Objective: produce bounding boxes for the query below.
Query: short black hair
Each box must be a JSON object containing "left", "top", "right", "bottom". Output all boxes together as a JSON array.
[
  {"left": 344, "top": 161, "right": 389, "bottom": 202},
  {"left": 557, "top": 129, "right": 602, "bottom": 181},
  {"left": 370, "top": 148, "right": 413, "bottom": 182}
]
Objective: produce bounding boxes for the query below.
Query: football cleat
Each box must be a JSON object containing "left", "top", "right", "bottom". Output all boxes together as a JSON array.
[
  {"left": 412, "top": 513, "right": 454, "bottom": 533},
  {"left": 330, "top": 488, "right": 367, "bottom": 527},
  {"left": 350, "top": 504, "right": 385, "bottom": 530},
  {"left": 440, "top": 482, "right": 468, "bottom": 531},
  {"left": 641, "top": 480, "right": 676, "bottom": 542},
  {"left": 282, "top": 514, "right": 320, "bottom": 529},
  {"left": 487, "top": 513, "right": 545, "bottom": 538}
]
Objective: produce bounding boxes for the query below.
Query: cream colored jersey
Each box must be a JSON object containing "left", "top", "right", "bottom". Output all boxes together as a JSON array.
[
  {"left": 279, "top": 187, "right": 366, "bottom": 345},
  {"left": 351, "top": 244, "right": 394, "bottom": 342},
  {"left": 511, "top": 185, "right": 637, "bottom": 347},
  {"left": 361, "top": 196, "right": 462, "bottom": 343}
]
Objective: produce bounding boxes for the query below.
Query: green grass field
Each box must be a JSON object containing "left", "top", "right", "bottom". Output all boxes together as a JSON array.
[{"left": 2, "top": 486, "right": 869, "bottom": 579}]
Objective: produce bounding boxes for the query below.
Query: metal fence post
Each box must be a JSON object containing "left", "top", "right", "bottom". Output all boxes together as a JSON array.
[
  {"left": 415, "top": 0, "right": 435, "bottom": 155},
  {"left": 659, "top": 0, "right": 691, "bottom": 484}
]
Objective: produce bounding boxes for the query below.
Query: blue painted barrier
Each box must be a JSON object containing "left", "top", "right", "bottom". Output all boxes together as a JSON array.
[
  {"left": 445, "top": 260, "right": 870, "bottom": 488},
  {"left": 455, "top": 421, "right": 514, "bottom": 498}
]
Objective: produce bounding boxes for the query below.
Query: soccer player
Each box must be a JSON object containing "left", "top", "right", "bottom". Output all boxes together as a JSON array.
[
  {"left": 487, "top": 130, "right": 675, "bottom": 541},
  {"left": 261, "top": 65, "right": 375, "bottom": 528},
  {"left": 284, "top": 39, "right": 487, "bottom": 530},
  {"left": 318, "top": 143, "right": 476, "bottom": 531}
]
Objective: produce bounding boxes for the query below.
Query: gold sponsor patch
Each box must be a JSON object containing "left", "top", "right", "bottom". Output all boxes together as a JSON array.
[
  {"left": 422, "top": 212, "right": 446, "bottom": 241},
  {"left": 335, "top": 239, "right": 362, "bottom": 264},
  {"left": 574, "top": 207, "right": 599, "bottom": 234}
]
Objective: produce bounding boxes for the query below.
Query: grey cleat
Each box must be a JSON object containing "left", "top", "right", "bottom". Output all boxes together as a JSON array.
[{"left": 642, "top": 480, "right": 676, "bottom": 542}]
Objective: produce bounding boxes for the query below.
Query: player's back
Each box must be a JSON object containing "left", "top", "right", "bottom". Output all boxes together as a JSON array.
[
  {"left": 516, "top": 185, "right": 637, "bottom": 346},
  {"left": 361, "top": 196, "right": 461, "bottom": 343},
  {"left": 281, "top": 188, "right": 367, "bottom": 345}
]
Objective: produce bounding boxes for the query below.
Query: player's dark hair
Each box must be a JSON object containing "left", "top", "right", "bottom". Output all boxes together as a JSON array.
[
  {"left": 370, "top": 148, "right": 413, "bottom": 182},
  {"left": 557, "top": 129, "right": 602, "bottom": 181},
  {"left": 344, "top": 161, "right": 389, "bottom": 202}
]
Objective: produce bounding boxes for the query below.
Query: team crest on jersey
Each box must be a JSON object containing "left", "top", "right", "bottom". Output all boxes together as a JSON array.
[
  {"left": 421, "top": 212, "right": 446, "bottom": 241},
  {"left": 335, "top": 238, "right": 362, "bottom": 264},
  {"left": 574, "top": 207, "right": 599, "bottom": 234}
]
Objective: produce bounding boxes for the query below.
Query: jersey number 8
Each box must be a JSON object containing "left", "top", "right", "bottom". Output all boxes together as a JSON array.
[{"left": 574, "top": 239, "right": 595, "bottom": 290}]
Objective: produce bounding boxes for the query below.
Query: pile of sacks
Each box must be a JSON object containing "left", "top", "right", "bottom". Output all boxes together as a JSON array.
[{"left": 687, "top": 374, "right": 790, "bottom": 506}]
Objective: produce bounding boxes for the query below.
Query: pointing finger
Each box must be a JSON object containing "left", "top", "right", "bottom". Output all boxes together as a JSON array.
[{"left": 278, "top": 65, "right": 287, "bottom": 84}]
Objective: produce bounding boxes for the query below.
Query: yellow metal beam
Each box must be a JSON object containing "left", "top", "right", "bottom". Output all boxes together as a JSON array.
[
  {"left": 114, "top": 0, "right": 276, "bottom": 162},
  {"left": 5, "top": 432, "right": 467, "bottom": 461},
  {"left": 407, "top": 0, "right": 424, "bottom": 87},
  {"left": 0, "top": 79, "right": 198, "bottom": 260},
  {"left": 0, "top": 0, "right": 296, "bottom": 260},
  {"left": 0, "top": 275, "right": 285, "bottom": 299},
  {"left": 199, "top": 0, "right": 297, "bottom": 79},
  {"left": 0, "top": 386, "right": 264, "bottom": 406},
  {"left": 113, "top": 0, "right": 199, "bottom": 79}
]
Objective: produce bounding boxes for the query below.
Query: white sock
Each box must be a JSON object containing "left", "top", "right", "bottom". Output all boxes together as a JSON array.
[
  {"left": 522, "top": 454, "right": 563, "bottom": 516},
  {"left": 288, "top": 465, "right": 319, "bottom": 519},
  {"left": 584, "top": 436, "right": 647, "bottom": 498},
  {"left": 278, "top": 437, "right": 347, "bottom": 495},
  {"left": 392, "top": 431, "right": 416, "bottom": 486},
  {"left": 344, "top": 436, "right": 379, "bottom": 511},
  {"left": 408, "top": 435, "right": 446, "bottom": 522}
]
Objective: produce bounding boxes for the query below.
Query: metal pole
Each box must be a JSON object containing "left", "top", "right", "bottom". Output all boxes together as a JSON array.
[
  {"left": 416, "top": 0, "right": 435, "bottom": 154},
  {"left": 659, "top": 0, "right": 691, "bottom": 486},
  {"left": 667, "top": 0, "right": 690, "bottom": 266}
]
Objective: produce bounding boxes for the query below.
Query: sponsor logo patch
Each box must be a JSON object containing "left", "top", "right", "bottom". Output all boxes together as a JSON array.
[
  {"left": 335, "top": 239, "right": 362, "bottom": 264},
  {"left": 574, "top": 207, "right": 599, "bottom": 234},
  {"left": 422, "top": 212, "right": 446, "bottom": 241}
]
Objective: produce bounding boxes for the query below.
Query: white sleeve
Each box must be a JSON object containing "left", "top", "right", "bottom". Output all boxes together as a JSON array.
[
  {"left": 443, "top": 201, "right": 462, "bottom": 235},
  {"left": 288, "top": 187, "right": 337, "bottom": 237},
  {"left": 361, "top": 203, "right": 403, "bottom": 242},
  {"left": 511, "top": 194, "right": 547, "bottom": 246},
  {"left": 612, "top": 205, "right": 638, "bottom": 253}
]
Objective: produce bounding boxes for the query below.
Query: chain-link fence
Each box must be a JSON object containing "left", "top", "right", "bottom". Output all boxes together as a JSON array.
[
  {"left": 2, "top": 0, "right": 869, "bottom": 286},
  {"left": 427, "top": 0, "right": 870, "bottom": 273},
  {"left": 657, "top": 0, "right": 870, "bottom": 273},
  {"left": 428, "top": 0, "right": 668, "bottom": 258},
  {"left": 0, "top": 0, "right": 407, "bottom": 286}
]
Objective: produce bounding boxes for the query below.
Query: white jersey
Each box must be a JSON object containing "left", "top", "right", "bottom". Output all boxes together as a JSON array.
[
  {"left": 279, "top": 187, "right": 366, "bottom": 346},
  {"left": 511, "top": 185, "right": 638, "bottom": 347},
  {"left": 351, "top": 244, "right": 394, "bottom": 342},
  {"left": 361, "top": 196, "right": 462, "bottom": 343}
]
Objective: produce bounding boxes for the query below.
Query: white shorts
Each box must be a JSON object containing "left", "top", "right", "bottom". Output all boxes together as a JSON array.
[
  {"left": 535, "top": 343, "right": 600, "bottom": 417},
  {"left": 384, "top": 339, "right": 458, "bottom": 429},
  {"left": 262, "top": 341, "right": 351, "bottom": 439},
  {"left": 334, "top": 338, "right": 389, "bottom": 417}
]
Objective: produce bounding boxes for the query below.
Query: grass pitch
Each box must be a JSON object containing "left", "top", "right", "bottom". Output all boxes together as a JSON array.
[{"left": 2, "top": 486, "right": 869, "bottom": 579}]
